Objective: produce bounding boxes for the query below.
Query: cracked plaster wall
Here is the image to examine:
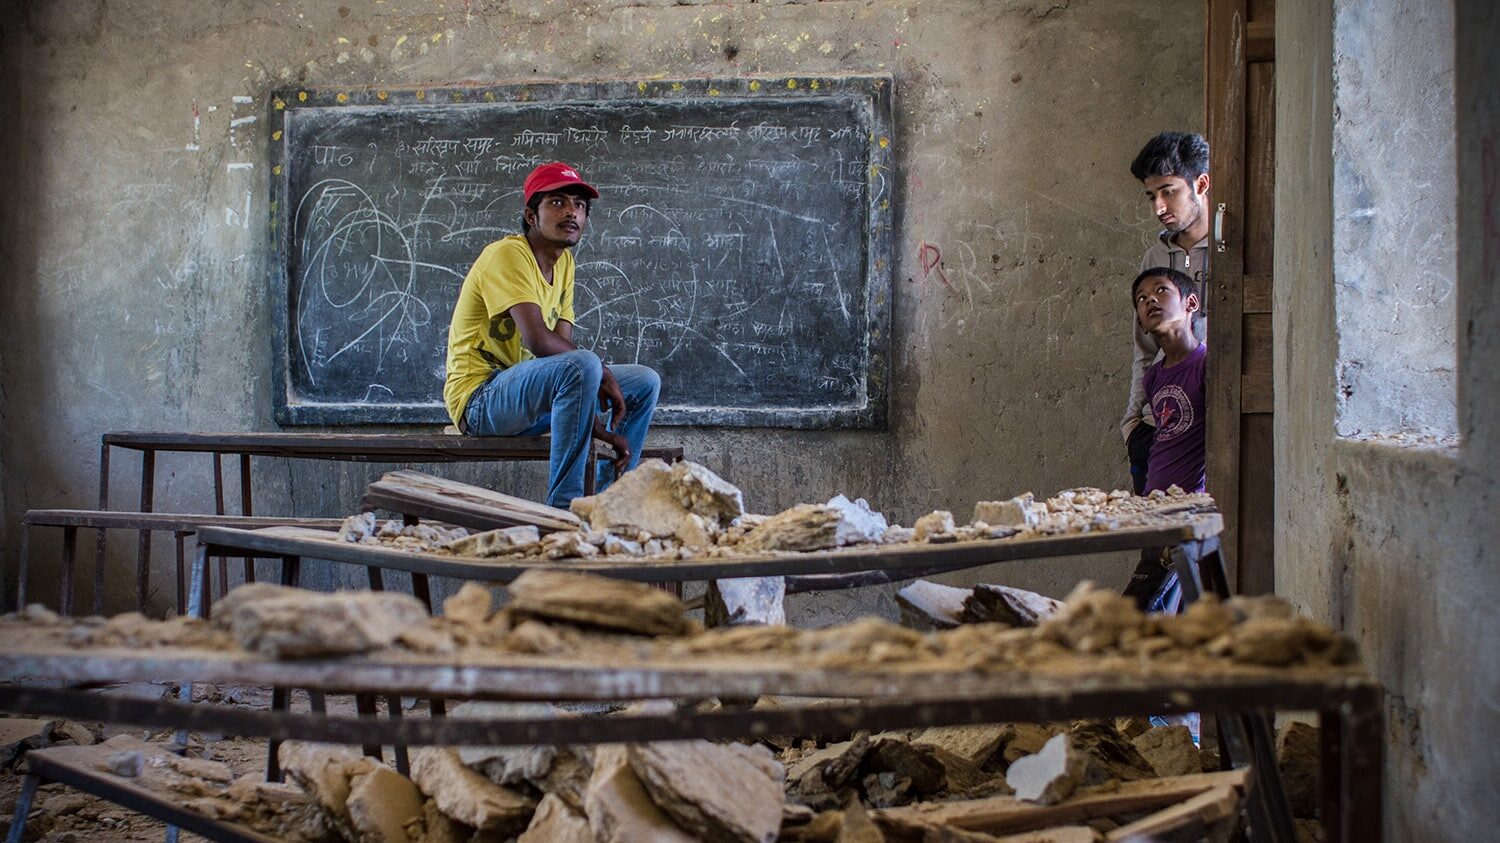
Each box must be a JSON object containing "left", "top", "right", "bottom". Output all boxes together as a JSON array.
[
  {"left": 0, "top": 0, "right": 1200, "bottom": 618},
  {"left": 1276, "top": 1, "right": 1499, "bottom": 839}
]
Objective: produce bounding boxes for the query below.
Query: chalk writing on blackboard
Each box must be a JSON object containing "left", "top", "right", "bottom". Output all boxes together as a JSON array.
[{"left": 270, "top": 78, "right": 894, "bottom": 428}]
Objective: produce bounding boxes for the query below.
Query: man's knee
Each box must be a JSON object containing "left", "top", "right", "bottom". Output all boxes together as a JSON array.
[{"left": 553, "top": 349, "right": 604, "bottom": 391}]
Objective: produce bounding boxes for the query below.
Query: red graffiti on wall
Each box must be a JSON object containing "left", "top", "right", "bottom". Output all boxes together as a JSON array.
[{"left": 917, "top": 241, "right": 954, "bottom": 292}]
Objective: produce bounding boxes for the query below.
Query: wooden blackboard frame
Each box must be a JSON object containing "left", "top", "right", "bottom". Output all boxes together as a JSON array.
[{"left": 267, "top": 76, "right": 895, "bottom": 428}]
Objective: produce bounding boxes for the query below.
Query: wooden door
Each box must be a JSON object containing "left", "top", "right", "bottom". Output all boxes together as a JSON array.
[{"left": 1205, "top": 0, "right": 1275, "bottom": 593}]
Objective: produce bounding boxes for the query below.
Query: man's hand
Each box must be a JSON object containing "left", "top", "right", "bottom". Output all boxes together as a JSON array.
[
  {"left": 598, "top": 367, "right": 627, "bottom": 428},
  {"left": 592, "top": 418, "right": 631, "bottom": 472}
]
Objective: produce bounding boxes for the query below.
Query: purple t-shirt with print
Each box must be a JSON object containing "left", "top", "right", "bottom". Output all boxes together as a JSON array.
[{"left": 1143, "top": 342, "right": 1208, "bottom": 494}]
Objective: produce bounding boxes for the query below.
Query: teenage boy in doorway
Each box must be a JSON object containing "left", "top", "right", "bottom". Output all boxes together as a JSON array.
[
  {"left": 1122, "top": 132, "right": 1210, "bottom": 494},
  {"left": 443, "top": 162, "right": 661, "bottom": 509},
  {"left": 1122, "top": 267, "right": 1207, "bottom": 610}
]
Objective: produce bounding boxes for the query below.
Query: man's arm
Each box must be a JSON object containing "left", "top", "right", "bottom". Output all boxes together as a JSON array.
[
  {"left": 1121, "top": 319, "right": 1156, "bottom": 442},
  {"left": 511, "top": 306, "right": 631, "bottom": 468}
]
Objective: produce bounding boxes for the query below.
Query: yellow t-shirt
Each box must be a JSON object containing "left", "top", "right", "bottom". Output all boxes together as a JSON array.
[{"left": 443, "top": 235, "right": 576, "bottom": 424}]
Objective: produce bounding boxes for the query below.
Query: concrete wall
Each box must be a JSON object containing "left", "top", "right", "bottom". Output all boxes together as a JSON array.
[
  {"left": 1277, "top": 1, "right": 1500, "bottom": 839},
  {"left": 0, "top": 1, "right": 1202, "bottom": 617}
]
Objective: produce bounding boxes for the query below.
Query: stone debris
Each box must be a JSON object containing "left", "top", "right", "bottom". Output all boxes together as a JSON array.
[
  {"left": 706, "top": 576, "right": 787, "bottom": 626},
  {"left": 787, "top": 735, "right": 874, "bottom": 803},
  {"left": 1065, "top": 722, "right": 1155, "bottom": 786},
  {"left": 584, "top": 745, "right": 698, "bottom": 842},
  {"left": 962, "top": 584, "right": 1063, "bottom": 627},
  {"left": 894, "top": 580, "right": 969, "bottom": 630},
  {"left": 1007, "top": 734, "right": 1088, "bottom": 805},
  {"left": 570, "top": 458, "right": 744, "bottom": 544},
  {"left": 1275, "top": 720, "right": 1320, "bottom": 818},
  {"left": 517, "top": 792, "right": 592, "bottom": 843},
  {"left": 0, "top": 717, "right": 55, "bottom": 767},
  {"left": 825, "top": 494, "right": 890, "bottom": 545},
  {"left": 913, "top": 724, "right": 1012, "bottom": 768},
  {"left": 408, "top": 747, "right": 535, "bottom": 835},
  {"left": 739, "top": 504, "right": 844, "bottom": 552},
  {"left": 913, "top": 510, "right": 957, "bottom": 541},
  {"left": 1131, "top": 724, "right": 1200, "bottom": 778},
  {"left": 340, "top": 512, "right": 469, "bottom": 551},
  {"left": 507, "top": 569, "right": 692, "bottom": 636},
  {"left": 440, "top": 582, "right": 493, "bottom": 627},
  {"left": 441, "top": 525, "right": 540, "bottom": 558},
  {"left": 346, "top": 764, "right": 425, "bottom": 843},
  {"left": 221, "top": 586, "right": 430, "bottom": 658},
  {"left": 973, "top": 493, "right": 1042, "bottom": 531},
  {"left": 104, "top": 748, "right": 145, "bottom": 777},
  {"left": 628, "top": 740, "right": 785, "bottom": 843}
]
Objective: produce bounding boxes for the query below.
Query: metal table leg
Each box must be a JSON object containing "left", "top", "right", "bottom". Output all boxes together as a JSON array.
[
  {"left": 4, "top": 773, "right": 39, "bottom": 843},
  {"left": 94, "top": 439, "right": 110, "bottom": 617}
]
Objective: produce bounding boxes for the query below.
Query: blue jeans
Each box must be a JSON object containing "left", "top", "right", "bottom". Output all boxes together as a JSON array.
[{"left": 462, "top": 350, "right": 660, "bottom": 508}]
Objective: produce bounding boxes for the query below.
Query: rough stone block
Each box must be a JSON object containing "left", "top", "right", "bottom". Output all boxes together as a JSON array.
[
  {"left": 1006, "top": 734, "right": 1088, "bottom": 805},
  {"left": 409, "top": 748, "right": 534, "bottom": 834},
  {"left": 347, "top": 764, "right": 424, "bottom": 843},
  {"left": 1131, "top": 725, "right": 1202, "bottom": 778},
  {"left": 628, "top": 740, "right": 785, "bottom": 843},
  {"left": 225, "top": 588, "right": 430, "bottom": 658},
  {"left": 584, "top": 745, "right": 696, "bottom": 842},
  {"left": 507, "top": 569, "right": 690, "bottom": 636},
  {"left": 518, "top": 792, "right": 591, "bottom": 843}
]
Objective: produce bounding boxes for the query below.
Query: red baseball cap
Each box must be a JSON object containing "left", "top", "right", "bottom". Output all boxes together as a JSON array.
[{"left": 522, "top": 162, "right": 599, "bottom": 205}]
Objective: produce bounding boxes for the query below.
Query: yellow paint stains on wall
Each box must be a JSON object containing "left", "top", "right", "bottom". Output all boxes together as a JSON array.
[
  {"left": 415, "top": 90, "right": 426, "bottom": 100},
  {"left": 878, "top": 136, "right": 889, "bottom": 148},
  {"left": 377, "top": 90, "right": 389, "bottom": 101},
  {"left": 451, "top": 91, "right": 463, "bottom": 101},
  {"left": 670, "top": 82, "right": 683, "bottom": 92},
  {"left": 483, "top": 92, "right": 496, "bottom": 102},
  {"left": 273, "top": 98, "right": 285, "bottom": 110},
  {"left": 297, "top": 91, "right": 308, "bottom": 102},
  {"left": 810, "top": 80, "right": 821, "bottom": 90},
  {"left": 819, "top": 41, "right": 834, "bottom": 54},
  {"left": 637, "top": 81, "right": 647, "bottom": 93},
  {"left": 786, "top": 79, "right": 798, "bottom": 89},
  {"left": 271, "top": 130, "right": 283, "bottom": 141},
  {"left": 395, "top": 34, "right": 408, "bottom": 47},
  {"left": 786, "top": 32, "right": 812, "bottom": 53},
  {"left": 708, "top": 88, "right": 720, "bottom": 97},
  {"left": 336, "top": 92, "right": 348, "bottom": 103},
  {"left": 749, "top": 80, "right": 761, "bottom": 92},
  {"left": 272, "top": 165, "right": 282, "bottom": 176}
]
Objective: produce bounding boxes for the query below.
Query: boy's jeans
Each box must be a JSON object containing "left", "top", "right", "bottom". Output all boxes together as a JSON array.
[{"left": 462, "top": 349, "right": 661, "bottom": 508}]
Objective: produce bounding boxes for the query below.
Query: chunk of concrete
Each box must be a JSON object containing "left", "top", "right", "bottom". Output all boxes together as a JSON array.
[
  {"left": 347, "top": 764, "right": 425, "bottom": 843},
  {"left": 706, "top": 577, "right": 786, "bottom": 626},
  {"left": 441, "top": 582, "right": 493, "bottom": 626},
  {"left": 1131, "top": 725, "right": 1202, "bottom": 778},
  {"left": 277, "top": 742, "right": 372, "bottom": 821},
  {"left": 570, "top": 459, "right": 744, "bottom": 542},
  {"left": 518, "top": 793, "right": 592, "bottom": 843},
  {"left": 1276, "top": 721, "right": 1320, "bottom": 818},
  {"left": 584, "top": 745, "right": 696, "bottom": 843},
  {"left": 226, "top": 589, "right": 430, "bottom": 658},
  {"left": 442, "top": 525, "right": 541, "bottom": 558},
  {"left": 507, "top": 569, "right": 690, "bottom": 636},
  {"left": 787, "top": 735, "right": 873, "bottom": 797},
  {"left": 895, "top": 580, "right": 970, "bottom": 631},
  {"left": 739, "top": 504, "right": 844, "bottom": 552},
  {"left": 1067, "top": 721, "right": 1155, "bottom": 785},
  {"left": 913, "top": 510, "right": 956, "bottom": 541},
  {"left": 1006, "top": 734, "right": 1087, "bottom": 805},
  {"left": 961, "top": 584, "right": 1063, "bottom": 627},
  {"left": 972, "top": 494, "right": 1040, "bottom": 530},
  {"left": 914, "top": 724, "right": 1012, "bottom": 768},
  {"left": 628, "top": 741, "right": 784, "bottom": 843},
  {"left": 408, "top": 748, "right": 534, "bottom": 834},
  {"left": 825, "top": 494, "right": 889, "bottom": 545},
  {"left": 0, "top": 717, "right": 54, "bottom": 766}
]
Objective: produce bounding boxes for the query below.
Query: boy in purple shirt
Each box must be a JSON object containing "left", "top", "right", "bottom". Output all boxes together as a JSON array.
[
  {"left": 1122, "top": 266, "right": 1206, "bottom": 610},
  {"left": 1137, "top": 268, "right": 1207, "bottom": 494}
]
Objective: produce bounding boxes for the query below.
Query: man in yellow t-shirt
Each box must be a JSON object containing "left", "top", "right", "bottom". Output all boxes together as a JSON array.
[{"left": 443, "top": 162, "right": 661, "bottom": 507}]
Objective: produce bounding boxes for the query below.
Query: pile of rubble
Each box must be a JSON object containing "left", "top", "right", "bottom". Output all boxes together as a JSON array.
[
  {"left": 334, "top": 459, "right": 1215, "bottom": 562},
  {"left": 3, "top": 568, "right": 1358, "bottom": 679}
]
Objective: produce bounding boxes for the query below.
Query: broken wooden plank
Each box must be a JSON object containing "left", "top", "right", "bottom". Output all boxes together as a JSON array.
[
  {"left": 363, "top": 469, "right": 581, "bottom": 532},
  {"left": 874, "top": 769, "right": 1249, "bottom": 837},
  {"left": 1103, "top": 785, "right": 1241, "bottom": 840}
]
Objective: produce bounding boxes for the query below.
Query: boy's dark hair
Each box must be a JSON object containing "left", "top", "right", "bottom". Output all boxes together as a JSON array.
[
  {"left": 1130, "top": 132, "right": 1210, "bottom": 182},
  {"left": 1131, "top": 267, "right": 1198, "bottom": 301},
  {"left": 521, "top": 186, "right": 594, "bottom": 234}
]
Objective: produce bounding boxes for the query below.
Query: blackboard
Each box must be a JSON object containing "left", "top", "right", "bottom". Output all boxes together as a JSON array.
[{"left": 269, "top": 77, "right": 894, "bottom": 428}]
